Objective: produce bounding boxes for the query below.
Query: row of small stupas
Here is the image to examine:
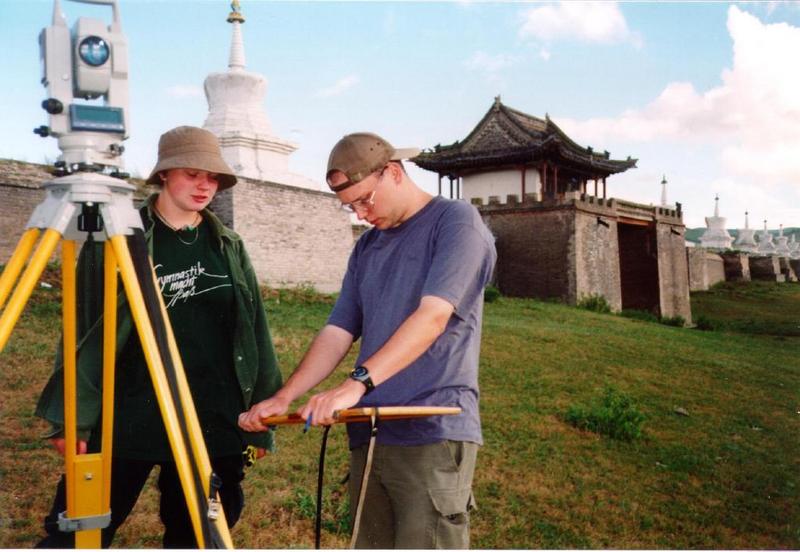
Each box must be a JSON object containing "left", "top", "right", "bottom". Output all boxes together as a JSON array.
[{"left": 698, "top": 196, "right": 800, "bottom": 258}]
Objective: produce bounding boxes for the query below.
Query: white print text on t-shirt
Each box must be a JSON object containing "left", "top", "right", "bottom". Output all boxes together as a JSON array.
[{"left": 154, "top": 261, "right": 231, "bottom": 308}]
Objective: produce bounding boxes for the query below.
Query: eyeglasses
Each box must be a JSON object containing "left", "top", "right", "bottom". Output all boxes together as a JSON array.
[
  {"left": 340, "top": 190, "right": 376, "bottom": 214},
  {"left": 338, "top": 167, "right": 386, "bottom": 214}
]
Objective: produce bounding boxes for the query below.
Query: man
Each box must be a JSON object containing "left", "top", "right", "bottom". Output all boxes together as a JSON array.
[{"left": 239, "top": 132, "right": 496, "bottom": 549}]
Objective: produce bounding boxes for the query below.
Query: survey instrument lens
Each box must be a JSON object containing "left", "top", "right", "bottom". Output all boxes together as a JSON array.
[{"left": 78, "top": 36, "right": 110, "bottom": 66}]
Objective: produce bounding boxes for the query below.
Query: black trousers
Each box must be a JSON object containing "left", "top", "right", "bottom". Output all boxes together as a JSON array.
[{"left": 36, "top": 454, "right": 244, "bottom": 549}]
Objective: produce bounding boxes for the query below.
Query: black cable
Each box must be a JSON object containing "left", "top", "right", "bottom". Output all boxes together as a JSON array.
[
  {"left": 314, "top": 424, "right": 332, "bottom": 550},
  {"left": 127, "top": 230, "right": 221, "bottom": 548}
]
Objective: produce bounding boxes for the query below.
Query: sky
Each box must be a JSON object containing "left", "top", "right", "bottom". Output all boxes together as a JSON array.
[{"left": 1, "top": 0, "right": 799, "bottom": 229}]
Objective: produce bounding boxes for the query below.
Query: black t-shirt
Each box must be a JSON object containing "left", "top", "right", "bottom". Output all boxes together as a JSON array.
[{"left": 112, "top": 216, "right": 242, "bottom": 461}]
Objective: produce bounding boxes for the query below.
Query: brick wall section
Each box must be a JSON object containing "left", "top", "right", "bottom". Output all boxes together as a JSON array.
[
  {"left": 749, "top": 255, "right": 783, "bottom": 282},
  {"left": 685, "top": 247, "right": 723, "bottom": 293},
  {"left": 478, "top": 193, "right": 689, "bottom": 318},
  {"left": 686, "top": 248, "right": 709, "bottom": 291},
  {"left": 656, "top": 237, "right": 692, "bottom": 324},
  {"left": 790, "top": 259, "right": 800, "bottom": 279},
  {"left": 481, "top": 202, "right": 574, "bottom": 301},
  {"left": 0, "top": 160, "right": 48, "bottom": 261},
  {"left": 212, "top": 177, "right": 352, "bottom": 293},
  {"left": 721, "top": 252, "right": 751, "bottom": 282},
  {"left": 778, "top": 257, "right": 798, "bottom": 282},
  {"left": 574, "top": 206, "right": 622, "bottom": 311},
  {"left": 706, "top": 254, "right": 726, "bottom": 288},
  {"left": 655, "top": 223, "right": 692, "bottom": 321}
]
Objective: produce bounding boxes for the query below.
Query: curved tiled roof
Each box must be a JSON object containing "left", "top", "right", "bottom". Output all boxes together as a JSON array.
[{"left": 414, "top": 98, "right": 637, "bottom": 177}]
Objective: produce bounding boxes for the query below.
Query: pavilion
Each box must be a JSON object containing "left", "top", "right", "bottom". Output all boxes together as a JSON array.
[{"left": 414, "top": 98, "right": 691, "bottom": 322}]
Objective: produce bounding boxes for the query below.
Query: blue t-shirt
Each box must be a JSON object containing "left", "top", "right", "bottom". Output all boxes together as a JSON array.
[{"left": 328, "top": 196, "right": 497, "bottom": 448}]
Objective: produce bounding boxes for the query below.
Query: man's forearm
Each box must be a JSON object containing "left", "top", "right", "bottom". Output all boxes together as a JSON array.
[
  {"left": 294, "top": 295, "right": 455, "bottom": 426},
  {"left": 274, "top": 324, "right": 354, "bottom": 403}
]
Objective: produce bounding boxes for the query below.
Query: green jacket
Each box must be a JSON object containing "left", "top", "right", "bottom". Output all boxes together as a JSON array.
[{"left": 35, "top": 195, "right": 282, "bottom": 451}]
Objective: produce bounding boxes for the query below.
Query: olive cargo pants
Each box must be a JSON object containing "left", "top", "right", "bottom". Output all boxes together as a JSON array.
[{"left": 348, "top": 440, "right": 478, "bottom": 549}]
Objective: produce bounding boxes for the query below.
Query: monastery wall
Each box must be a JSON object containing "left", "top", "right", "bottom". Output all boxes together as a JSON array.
[
  {"left": 0, "top": 160, "right": 47, "bottom": 262},
  {"left": 721, "top": 252, "right": 751, "bottom": 282},
  {"left": 476, "top": 193, "right": 691, "bottom": 322},
  {"left": 655, "top": 223, "right": 692, "bottom": 322},
  {"left": 686, "top": 248, "right": 725, "bottom": 292},
  {"left": 790, "top": 260, "right": 800, "bottom": 280},
  {"left": 778, "top": 257, "right": 798, "bottom": 282},
  {"left": 479, "top": 199, "right": 574, "bottom": 301},
  {"left": 211, "top": 177, "right": 352, "bottom": 293},
  {"left": 574, "top": 205, "right": 622, "bottom": 311},
  {"left": 0, "top": 160, "right": 353, "bottom": 293},
  {"left": 749, "top": 255, "right": 784, "bottom": 282}
]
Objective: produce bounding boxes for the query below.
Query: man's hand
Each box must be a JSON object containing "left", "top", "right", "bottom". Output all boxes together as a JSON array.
[
  {"left": 50, "top": 437, "right": 87, "bottom": 456},
  {"left": 238, "top": 395, "right": 292, "bottom": 432},
  {"left": 298, "top": 378, "right": 366, "bottom": 426}
]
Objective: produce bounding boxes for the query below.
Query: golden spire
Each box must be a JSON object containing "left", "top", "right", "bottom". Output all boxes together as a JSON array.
[{"left": 227, "top": 0, "right": 245, "bottom": 24}]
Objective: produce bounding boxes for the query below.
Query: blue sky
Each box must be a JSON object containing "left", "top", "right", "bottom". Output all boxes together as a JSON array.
[{"left": 1, "top": 1, "right": 799, "bottom": 229}]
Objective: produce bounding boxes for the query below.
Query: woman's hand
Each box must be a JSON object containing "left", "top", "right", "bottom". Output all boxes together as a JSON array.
[{"left": 50, "top": 437, "right": 87, "bottom": 456}]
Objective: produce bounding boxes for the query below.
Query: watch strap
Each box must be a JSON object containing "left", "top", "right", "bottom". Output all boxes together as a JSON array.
[{"left": 349, "top": 365, "right": 375, "bottom": 394}]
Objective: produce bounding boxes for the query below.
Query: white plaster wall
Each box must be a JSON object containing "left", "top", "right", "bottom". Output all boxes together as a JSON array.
[{"left": 463, "top": 169, "right": 541, "bottom": 203}]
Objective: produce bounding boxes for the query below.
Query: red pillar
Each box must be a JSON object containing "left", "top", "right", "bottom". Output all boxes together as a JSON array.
[
  {"left": 541, "top": 163, "right": 547, "bottom": 198},
  {"left": 554, "top": 165, "right": 559, "bottom": 198}
]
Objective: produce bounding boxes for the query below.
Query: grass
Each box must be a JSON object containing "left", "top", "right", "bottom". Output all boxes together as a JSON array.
[
  {"left": 0, "top": 273, "right": 798, "bottom": 548},
  {"left": 691, "top": 280, "right": 800, "bottom": 336}
]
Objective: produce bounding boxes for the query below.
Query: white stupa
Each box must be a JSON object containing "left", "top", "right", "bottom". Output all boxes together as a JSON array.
[
  {"left": 756, "top": 220, "right": 776, "bottom": 254},
  {"left": 789, "top": 234, "right": 800, "bottom": 259},
  {"left": 699, "top": 195, "right": 733, "bottom": 250},
  {"left": 775, "top": 224, "right": 791, "bottom": 256},
  {"left": 203, "top": 1, "right": 319, "bottom": 189},
  {"left": 733, "top": 211, "right": 757, "bottom": 253}
]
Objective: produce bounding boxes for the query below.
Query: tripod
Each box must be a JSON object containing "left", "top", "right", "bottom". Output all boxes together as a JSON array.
[{"left": 0, "top": 172, "right": 232, "bottom": 548}]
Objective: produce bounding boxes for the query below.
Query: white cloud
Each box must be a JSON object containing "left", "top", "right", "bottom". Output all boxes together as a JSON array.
[
  {"left": 463, "top": 51, "right": 519, "bottom": 73},
  {"left": 165, "top": 85, "right": 203, "bottom": 99},
  {"left": 539, "top": 48, "right": 551, "bottom": 61},
  {"left": 519, "top": 1, "right": 641, "bottom": 46},
  {"left": 556, "top": 6, "right": 800, "bottom": 190},
  {"left": 314, "top": 75, "right": 360, "bottom": 98}
]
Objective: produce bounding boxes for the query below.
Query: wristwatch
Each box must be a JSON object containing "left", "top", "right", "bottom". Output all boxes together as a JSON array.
[{"left": 349, "top": 365, "right": 375, "bottom": 394}]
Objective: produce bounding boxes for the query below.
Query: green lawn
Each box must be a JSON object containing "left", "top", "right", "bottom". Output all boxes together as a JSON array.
[{"left": 0, "top": 278, "right": 798, "bottom": 548}]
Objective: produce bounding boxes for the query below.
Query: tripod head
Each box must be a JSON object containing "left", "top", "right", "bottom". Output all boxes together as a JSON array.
[{"left": 36, "top": 0, "right": 129, "bottom": 177}]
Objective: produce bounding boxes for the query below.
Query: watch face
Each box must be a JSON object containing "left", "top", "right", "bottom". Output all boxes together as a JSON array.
[{"left": 351, "top": 366, "right": 368, "bottom": 379}]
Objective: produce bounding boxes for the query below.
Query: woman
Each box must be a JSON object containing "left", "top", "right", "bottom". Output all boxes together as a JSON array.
[{"left": 35, "top": 126, "right": 282, "bottom": 548}]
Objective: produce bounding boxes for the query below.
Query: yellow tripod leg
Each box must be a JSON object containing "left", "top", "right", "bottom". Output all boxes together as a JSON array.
[
  {"left": 62, "top": 240, "right": 105, "bottom": 549},
  {"left": 0, "top": 229, "right": 60, "bottom": 352},
  {"left": 109, "top": 235, "right": 217, "bottom": 548},
  {"left": 101, "top": 241, "right": 117, "bottom": 511},
  {"left": 0, "top": 228, "right": 40, "bottom": 310}
]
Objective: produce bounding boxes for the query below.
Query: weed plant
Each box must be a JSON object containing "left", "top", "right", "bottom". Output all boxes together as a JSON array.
[
  {"left": 565, "top": 387, "right": 646, "bottom": 441},
  {"left": 483, "top": 284, "right": 501, "bottom": 303},
  {"left": 659, "top": 315, "right": 685, "bottom": 327},
  {"left": 576, "top": 294, "right": 611, "bottom": 313}
]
